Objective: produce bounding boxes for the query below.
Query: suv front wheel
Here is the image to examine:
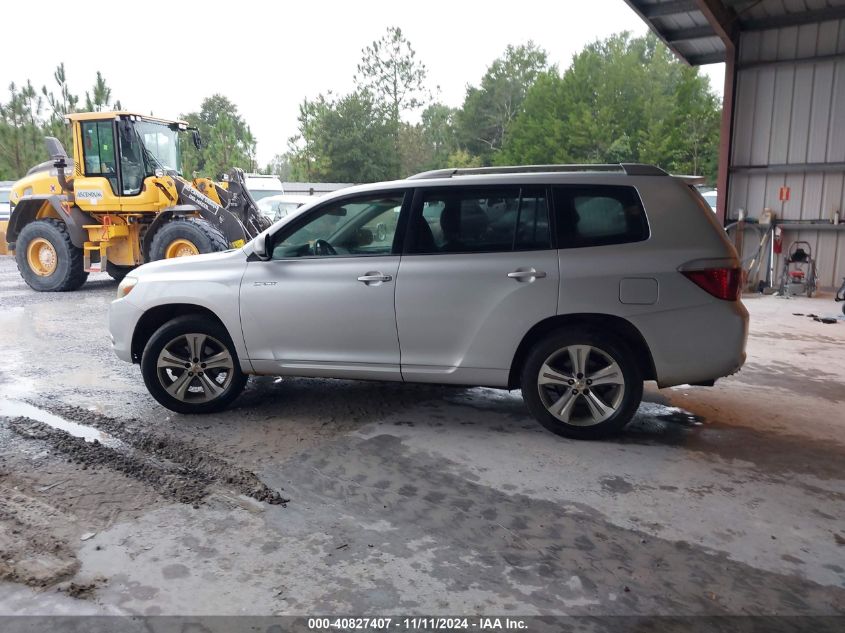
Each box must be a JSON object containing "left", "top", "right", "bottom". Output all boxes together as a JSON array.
[
  {"left": 141, "top": 316, "right": 247, "bottom": 414},
  {"left": 521, "top": 329, "right": 643, "bottom": 439}
]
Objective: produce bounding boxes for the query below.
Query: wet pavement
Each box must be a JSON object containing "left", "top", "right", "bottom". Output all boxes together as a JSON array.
[{"left": 0, "top": 256, "right": 844, "bottom": 618}]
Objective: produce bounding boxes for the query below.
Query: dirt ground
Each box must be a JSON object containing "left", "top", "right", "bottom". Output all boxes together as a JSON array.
[{"left": 0, "top": 255, "right": 844, "bottom": 620}]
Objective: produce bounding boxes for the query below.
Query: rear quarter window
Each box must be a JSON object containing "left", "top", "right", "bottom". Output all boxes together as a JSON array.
[{"left": 552, "top": 185, "right": 649, "bottom": 248}]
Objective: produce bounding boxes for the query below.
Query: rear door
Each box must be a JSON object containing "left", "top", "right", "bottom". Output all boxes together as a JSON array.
[{"left": 395, "top": 185, "right": 559, "bottom": 386}]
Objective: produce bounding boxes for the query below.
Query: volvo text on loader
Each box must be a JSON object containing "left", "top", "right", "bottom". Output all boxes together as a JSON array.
[{"left": 2, "top": 111, "right": 270, "bottom": 291}]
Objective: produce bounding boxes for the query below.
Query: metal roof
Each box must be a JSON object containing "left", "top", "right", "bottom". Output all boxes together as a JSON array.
[
  {"left": 65, "top": 111, "right": 188, "bottom": 126},
  {"left": 624, "top": 0, "right": 845, "bottom": 65}
]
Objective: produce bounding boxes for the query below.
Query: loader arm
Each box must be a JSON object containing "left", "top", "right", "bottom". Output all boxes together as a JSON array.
[
  {"left": 169, "top": 175, "right": 249, "bottom": 246},
  {"left": 171, "top": 169, "right": 270, "bottom": 242}
]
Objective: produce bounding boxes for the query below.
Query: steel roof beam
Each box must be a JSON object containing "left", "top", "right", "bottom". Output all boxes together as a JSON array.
[
  {"left": 742, "top": 6, "right": 845, "bottom": 31},
  {"left": 641, "top": 0, "right": 699, "bottom": 18},
  {"left": 687, "top": 51, "right": 727, "bottom": 64},
  {"left": 666, "top": 25, "right": 720, "bottom": 42}
]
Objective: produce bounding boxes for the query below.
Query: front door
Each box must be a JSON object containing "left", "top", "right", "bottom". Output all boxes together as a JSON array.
[{"left": 240, "top": 191, "right": 408, "bottom": 380}]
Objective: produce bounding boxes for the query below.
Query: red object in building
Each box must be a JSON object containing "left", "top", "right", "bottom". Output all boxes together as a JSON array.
[{"left": 779, "top": 186, "right": 791, "bottom": 202}]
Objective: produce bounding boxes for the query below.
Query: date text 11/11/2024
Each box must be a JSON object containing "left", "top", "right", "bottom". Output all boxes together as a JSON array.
[{"left": 307, "top": 617, "right": 529, "bottom": 631}]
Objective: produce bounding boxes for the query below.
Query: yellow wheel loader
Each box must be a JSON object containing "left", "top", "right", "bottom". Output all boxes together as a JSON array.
[{"left": 4, "top": 111, "right": 270, "bottom": 291}]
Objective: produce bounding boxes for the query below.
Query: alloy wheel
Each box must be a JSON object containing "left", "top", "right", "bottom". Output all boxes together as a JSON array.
[
  {"left": 156, "top": 333, "right": 235, "bottom": 403},
  {"left": 537, "top": 344, "right": 626, "bottom": 427}
]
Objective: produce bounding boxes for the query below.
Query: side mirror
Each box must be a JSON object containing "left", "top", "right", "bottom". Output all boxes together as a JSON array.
[
  {"left": 191, "top": 130, "right": 203, "bottom": 150},
  {"left": 253, "top": 233, "right": 271, "bottom": 261}
]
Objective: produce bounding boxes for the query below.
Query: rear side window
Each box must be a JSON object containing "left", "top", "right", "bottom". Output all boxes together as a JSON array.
[
  {"left": 553, "top": 185, "right": 648, "bottom": 248},
  {"left": 409, "top": 187, "right": 550, "bottom": 254}
]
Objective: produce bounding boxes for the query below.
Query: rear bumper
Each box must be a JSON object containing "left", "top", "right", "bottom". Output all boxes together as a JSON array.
[
  {"left": 109, "top": 297, "right": 144, "bottom": 363},
  {"left": 629, "top": 300, "right": 748, "bottom": 388}
]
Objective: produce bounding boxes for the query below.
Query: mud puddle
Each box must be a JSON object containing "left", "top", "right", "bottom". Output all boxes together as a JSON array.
[
  {"left": 2, "top": 401, "right": 288, "bottom": 507},
  {"left": 0, "top": 400, "right": 124, "bottom": 449}
]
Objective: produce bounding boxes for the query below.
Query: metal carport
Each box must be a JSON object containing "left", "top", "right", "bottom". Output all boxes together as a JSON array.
[{"left": 626, "top": 0, "right": 845, "bottom": 289}]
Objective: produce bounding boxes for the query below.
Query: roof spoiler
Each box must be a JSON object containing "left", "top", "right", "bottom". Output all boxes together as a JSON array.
[
  {"left": 674, "top": 174, "right": 708, "bottom": 185},
  {"left": 407, "top": 163, "right": 669, "bottom": 180}
]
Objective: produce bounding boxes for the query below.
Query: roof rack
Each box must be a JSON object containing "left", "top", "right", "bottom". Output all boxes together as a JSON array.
[{"left": 407, "top": 163, "right": 668, "bottom": 180}]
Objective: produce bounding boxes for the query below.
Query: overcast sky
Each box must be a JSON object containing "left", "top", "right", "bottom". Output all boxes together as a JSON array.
[{"left": 1, "top": 0, "right": 724, "bottom": 166}]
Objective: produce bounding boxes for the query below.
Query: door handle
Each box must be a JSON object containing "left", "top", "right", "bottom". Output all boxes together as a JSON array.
[
  {"left": 508, "top": 268, "right": 547, "bottom": 281},
  {"left": 357, "top": 272, "right": 393, "bottom": 284}
]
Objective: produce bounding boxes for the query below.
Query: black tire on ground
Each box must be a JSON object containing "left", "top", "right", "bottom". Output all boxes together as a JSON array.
[
  {"left": 15, "top": 218, "right": 88, "bottom": 292},
  {"left": 106, "top": 262, "right": 134, "bottom": 282},
  {"left": 520, "top": 328, "right": 643, "bottom": 440},
  {"left": 148, "top": 217, "right": 228, "bottom": 262},
  {"left": 141, "top": 315, "right": 247, "bottom": 414}
]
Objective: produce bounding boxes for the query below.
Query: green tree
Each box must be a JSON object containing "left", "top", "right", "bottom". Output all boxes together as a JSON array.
[
  {"left": 288, "top": 90, "right": 397, "bottom": 183},
  {"left": 0, "top": 81, "right": 45, "bottom": 179},
  {"left": 265, "top": 153, "right": 295, "bottom": 180},
  {"left": 355, "top": 26, "right": 429, "bottom": 177},
  {"left": 181, "top": 94, "right": 257, "bottom": 178},
  {"left": 420, "top": 103, "right": 460, "bottom": 168},
  {"left": 84, "top": 71, "right": 113, "bottom": 112},
  {"left": 355, "top": 26, "right": 429, "bottom": 125},
  {"left": 42, "top": 63, "right": 81, "bottom": 152},
  {"left": 457, "top": 42, "right": 548, "bottom": 164},
  {"left": 501, "top": 33, "right": 721, "bottom": 182}
]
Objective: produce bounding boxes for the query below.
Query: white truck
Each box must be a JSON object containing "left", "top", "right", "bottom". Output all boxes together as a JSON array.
[{"left": 244, "top": 174, "right": 284, "bottom": 202}]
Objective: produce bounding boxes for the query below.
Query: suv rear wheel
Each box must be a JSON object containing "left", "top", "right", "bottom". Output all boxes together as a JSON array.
[
  {"left": 521, "top": 329, "right": 643, "bottom": 439},
  {"left": 141, "top": 315, "right": 246, "bottom": 414}
]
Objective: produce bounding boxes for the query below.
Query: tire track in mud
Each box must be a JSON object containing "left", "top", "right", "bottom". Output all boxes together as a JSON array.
[{"left": 4, "top": 403, "right": 289, "bottom": 507}]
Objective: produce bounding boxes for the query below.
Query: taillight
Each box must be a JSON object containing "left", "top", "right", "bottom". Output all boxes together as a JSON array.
[{"left": 682, "top": 268, "right": 741, "bottom": 301}]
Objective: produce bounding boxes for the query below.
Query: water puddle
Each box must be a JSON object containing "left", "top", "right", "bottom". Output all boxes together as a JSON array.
[{"left": 0, "top": 399, "right": 125, "bottom": 450}]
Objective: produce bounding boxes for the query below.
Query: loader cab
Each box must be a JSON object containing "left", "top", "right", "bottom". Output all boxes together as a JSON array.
[{"left": 70, "top": 112, "right": 188, "bottom": 212}]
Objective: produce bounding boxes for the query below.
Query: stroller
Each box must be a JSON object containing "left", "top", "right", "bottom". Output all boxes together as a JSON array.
[{"left": 777, "top": 241, "right": 818, "bottom": 298}]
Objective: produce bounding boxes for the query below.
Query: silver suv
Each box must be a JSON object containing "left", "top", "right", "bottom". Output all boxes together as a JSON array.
[{"left": 109, "top": 164, "right": 748, "bottom": 439}]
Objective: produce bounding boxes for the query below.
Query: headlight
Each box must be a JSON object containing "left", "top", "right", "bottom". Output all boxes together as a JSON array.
[{"left": 116, "top": 276, "right": 138, "bottom": 299}]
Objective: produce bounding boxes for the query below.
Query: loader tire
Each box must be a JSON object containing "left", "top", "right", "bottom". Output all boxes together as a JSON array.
[
  {"left": 148, "top": 217, "right": 229, "bottom": 261},
  {"left": 15, "top": 218, "right": 88, "bottom": 292}
]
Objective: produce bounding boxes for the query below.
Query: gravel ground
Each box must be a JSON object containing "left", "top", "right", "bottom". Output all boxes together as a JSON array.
[{"left": 0, "top": 255, "right": 843, "bottom": 622}]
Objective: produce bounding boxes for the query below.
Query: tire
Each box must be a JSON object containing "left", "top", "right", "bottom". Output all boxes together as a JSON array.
[
  {"left": 141, "top": 315, "right": 247, "bottom": 414},
  {"left": 520, "top": 328, "right": 643, "bottom": 440},
  {"left": 15, "top": 218, "right": 88, "bottom": 292},
  {"left": 148, "top": 217, "right": 228, "bottom": 262},
  {"left": 106, "top": 263, "right": 134, "bottom": 282}
]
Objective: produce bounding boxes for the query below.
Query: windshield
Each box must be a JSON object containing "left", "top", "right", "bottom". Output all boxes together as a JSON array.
[
  {"left": 250, "top": 189, "right": 285, "bottom": 202},
  {"left": 135, "top": 121, "right": 181, "bottom": 172},
  {"left": 258, "top": 199, "right": 304, "bottom": 221}
]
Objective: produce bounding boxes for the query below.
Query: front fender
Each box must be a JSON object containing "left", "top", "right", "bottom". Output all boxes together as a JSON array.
[{"left": 7, "top": 196, "right": 96, "bottom": 248}]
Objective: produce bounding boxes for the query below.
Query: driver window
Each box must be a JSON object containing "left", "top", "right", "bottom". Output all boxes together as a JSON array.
[{"left": 271, "top": 193, "right": 404, "bottom": 259}]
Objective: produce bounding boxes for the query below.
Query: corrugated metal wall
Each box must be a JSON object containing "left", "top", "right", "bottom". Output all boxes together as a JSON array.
[{"left": 729, "top": 18, "right": 845, "bottom": 288}]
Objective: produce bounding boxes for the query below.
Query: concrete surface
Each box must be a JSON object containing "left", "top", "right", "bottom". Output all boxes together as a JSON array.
[{"left": 0, "top": 256, "right": 844, "bottom": 618}]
